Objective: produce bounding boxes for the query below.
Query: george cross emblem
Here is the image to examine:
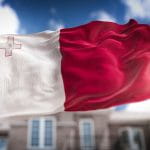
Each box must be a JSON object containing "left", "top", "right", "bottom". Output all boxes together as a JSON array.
[{"left": 0, "top": 36, "right": 22, "bottom": 57}]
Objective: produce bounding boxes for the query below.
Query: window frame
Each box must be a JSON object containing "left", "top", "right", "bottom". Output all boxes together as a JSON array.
[
  {"left": 27, "top": 117, "right": 56, "bottom": 150},
  {"left": 79, "top": 119, "right": 95, "bottom": 150}
]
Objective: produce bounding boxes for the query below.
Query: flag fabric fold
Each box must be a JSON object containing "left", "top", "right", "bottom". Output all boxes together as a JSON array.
[
  {"left": 0, "top": 19, "right": 150, "bottom": 119},
  {"left": 60, "top": 19, "right": 150, "bottom": 111},
  {"left": 0, "top": 31, "right": 65, "bottom": 118}
]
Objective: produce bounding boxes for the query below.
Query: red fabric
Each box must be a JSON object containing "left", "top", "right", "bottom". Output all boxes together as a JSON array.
[{"left": 59, "top": 19, "right": 150, "bottom": 111}]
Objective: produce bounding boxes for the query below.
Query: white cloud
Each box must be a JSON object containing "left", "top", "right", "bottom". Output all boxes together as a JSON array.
[
  {"left": 0, "top": 0, "right": 3, "bottom": 4},
  {"left": 0, "top": 1, "right": 20, "bottom": 34},
  {"left": 90, "top": 10, "right": 116, "bottom": 22},
  {"left": 48, "top": 8, "right": 65, "bottom": 30},
  {"left": 0, "top": 0, "right": 4, "bottom": 4},
  {"left": 48, "top": 19, "right": 64, "bottom": 30},
  {"left": 126, "top": 99, "right": 150, "bottom": 112},
  {"left": 122, "top": 0, "right": 150, "bottom": 20}
]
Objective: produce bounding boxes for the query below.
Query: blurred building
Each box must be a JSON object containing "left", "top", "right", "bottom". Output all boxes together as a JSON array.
[{"left": 0, "top": 110, "right": 150, "bottom": 150}]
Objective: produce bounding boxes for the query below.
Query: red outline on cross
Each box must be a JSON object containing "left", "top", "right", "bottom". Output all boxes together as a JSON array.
[{"left": 0, "top": 36, "right": 22, "bottom": 57}]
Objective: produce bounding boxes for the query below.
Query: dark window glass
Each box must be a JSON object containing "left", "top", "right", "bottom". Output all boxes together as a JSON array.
[
  {"left": 31, "top": 120, "right": 40, "bottom": 146},
  {"left": 44, "top": 120, "right": 53, "bottom": 146}
]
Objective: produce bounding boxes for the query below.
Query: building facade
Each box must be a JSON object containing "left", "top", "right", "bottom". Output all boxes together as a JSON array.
[{"left": 0, "top": 110, "right": 150, "bottom": 150}]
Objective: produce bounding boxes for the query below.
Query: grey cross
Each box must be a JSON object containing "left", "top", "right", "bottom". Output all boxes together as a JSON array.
[{"left": 0, "top": 36, "right": 22, "bottom": 57}]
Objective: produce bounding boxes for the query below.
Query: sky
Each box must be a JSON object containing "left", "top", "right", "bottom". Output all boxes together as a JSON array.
[
  {"left": 0, "top": 0, "right": 150, "bottom": 112},
  {"left": 0, "top": 0, "right": 150, "bottom": 34}
]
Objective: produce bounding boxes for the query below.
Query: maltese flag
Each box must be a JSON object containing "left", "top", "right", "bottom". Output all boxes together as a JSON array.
[{"left": 0, "top": 19, "right": 150, "bottom": 119}]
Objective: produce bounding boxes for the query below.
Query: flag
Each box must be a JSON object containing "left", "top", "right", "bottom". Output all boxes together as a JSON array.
[{"left": 0, "top": 19, "right": 149, "bottom": 119}]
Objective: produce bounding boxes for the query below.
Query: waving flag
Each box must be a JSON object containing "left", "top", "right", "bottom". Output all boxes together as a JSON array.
[{"left": 0, "top": 19, "right": 149, "bottom": 118}]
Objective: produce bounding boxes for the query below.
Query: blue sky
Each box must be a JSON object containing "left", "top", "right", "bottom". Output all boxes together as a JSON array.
[
  {"left": 0, "top": 0, "right": 150, "bottom": 34},
  {"left": 0, "top": 0, "right": 150, "bottom": 111}
]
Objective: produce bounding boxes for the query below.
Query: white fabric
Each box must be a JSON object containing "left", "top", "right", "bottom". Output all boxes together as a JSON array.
[{"left": 0, "top": 30, "right": 65, "bottom": 119}]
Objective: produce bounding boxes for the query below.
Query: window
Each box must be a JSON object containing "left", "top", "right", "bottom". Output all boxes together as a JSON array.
[
  {"left": 0, "top": 138, "right": 8, "bottom": 150},
  {"left": 28, "top": 117, "right": 56, "bottom": 149},
  {"left": 119, "top": 127, "right": 146, "bottom": 150},
  {"left": 79, "top": 119, "right": 95, "bottom": 150},
  {"left": 31, "top": 120, "right": 40, "bottom": 147},
  {"left": 44, "top": 120, "right": 53, "bottom": 146}
]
